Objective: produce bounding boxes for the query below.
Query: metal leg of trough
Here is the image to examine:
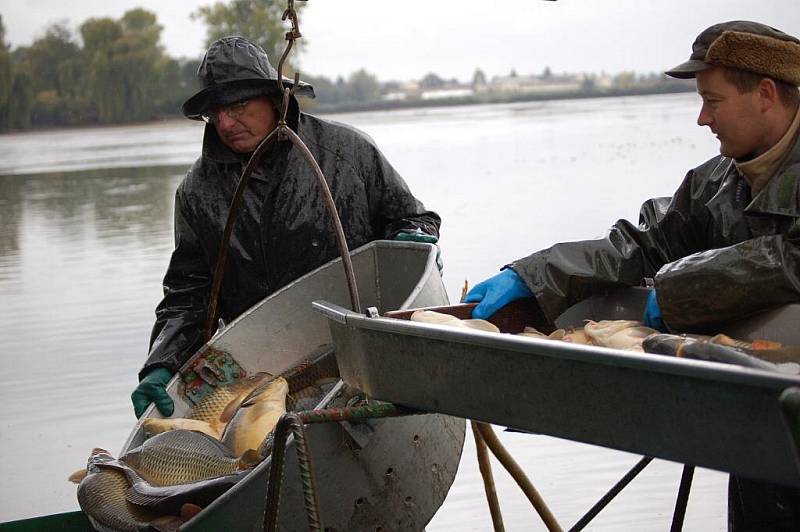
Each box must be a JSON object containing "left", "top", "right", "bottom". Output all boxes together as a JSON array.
[
  {"left": 669, "top": 465, "right": 694, "bottom": 532},
  {"left": 263, "top": 404, "right": 420, "bottom": 532},
  {"left": 779, "top": 387, "right": 800, "bottom": 474},
  {"left": 568, "top": 456, "right": 654, "bottom": 532},
  {"left": 471, "top": 421, "right": 505, "bottom": 531}
]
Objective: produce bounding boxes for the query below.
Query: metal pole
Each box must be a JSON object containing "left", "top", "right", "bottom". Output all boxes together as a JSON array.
[
  {"left": 669, "top": 465, "right": 694, "bottom": 532},
  {"left": 475, "top": 423, "right": 563, "bottom": 532},
  {"left": 568, "top": 456, "right": 653, "bottom": 532},
  {"left": 472, "top": 421, "right": 505, "bottom": 531}
]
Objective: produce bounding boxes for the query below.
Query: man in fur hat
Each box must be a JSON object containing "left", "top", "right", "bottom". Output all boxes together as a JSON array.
[
  {"left": 466, "top": 20, "right": 800, "bottom": 528},
  {"left": 131, "top": 37, "right": 441, "bottom": 418}
]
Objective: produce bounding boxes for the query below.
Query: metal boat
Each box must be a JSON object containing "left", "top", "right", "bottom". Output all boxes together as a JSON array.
[
  {"left": 314, "top": 288, "right": 800, "bottom": 488},
  {"left": 0, "top": 241, "right": 465, "bottom": 532}
]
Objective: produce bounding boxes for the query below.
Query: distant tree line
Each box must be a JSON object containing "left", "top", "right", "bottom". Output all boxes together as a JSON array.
[
  {"left": 0, "top": 2, "right": 695, "bottom": 132},
  {"left": 0, "top": 2, "right": 390, "bottom": 132}
]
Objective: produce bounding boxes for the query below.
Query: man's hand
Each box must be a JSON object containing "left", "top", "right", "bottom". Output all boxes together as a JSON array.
[
  {"left": 394, "top": 230, "right": 443, "bottom": 271},
  {"left": 131, "top": 367, "right": 175, "bottom": 418},
  {"left": 464, "top": 268, "right": 533, "bottom": 319},
  {"left": 642, "top": 290, "right": 668, "bottom": 332}
]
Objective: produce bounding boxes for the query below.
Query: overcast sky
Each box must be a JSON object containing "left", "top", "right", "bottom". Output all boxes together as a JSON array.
[{"left": 2, "top": 1, "right": 799, "bottom": 82}]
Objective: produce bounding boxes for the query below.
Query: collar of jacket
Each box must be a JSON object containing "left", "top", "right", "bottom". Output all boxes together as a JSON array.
[
  {"left": 736, "top": 105, "right": 800, "bottom": 197},
  {"left": 200, "top": 95, "right": 301, "bottom": 164},
  {"left": 743, "top": 124, "right": 800, "bottom": 217}
]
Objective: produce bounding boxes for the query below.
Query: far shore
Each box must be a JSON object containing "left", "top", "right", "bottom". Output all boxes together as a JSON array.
[{"left": 1, "top": 85, "right": 695, "bottom": 136}]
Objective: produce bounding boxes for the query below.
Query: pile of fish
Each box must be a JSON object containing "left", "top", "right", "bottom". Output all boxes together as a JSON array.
[
  {"left": 70, "top": 372, "right": 303, "bottom": 531},
  {"left": 410, "top": 311, "right": 799, "bottom": 371}
]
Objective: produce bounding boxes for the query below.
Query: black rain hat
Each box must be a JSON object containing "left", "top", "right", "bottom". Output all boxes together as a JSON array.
[
  {"left": 665, "top": 20, "right": 800, "bottom": 85},
  {"left": 182, "top": 36, "right": 315, "bottom": 120}
]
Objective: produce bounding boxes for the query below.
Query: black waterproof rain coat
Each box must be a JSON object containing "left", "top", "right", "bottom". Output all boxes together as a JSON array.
[
  {"left": 141, "top": 100, "right": 440, "bottom": 378},
  {"left": 512, "top": 132, "right": 800, "bottom": 332}
]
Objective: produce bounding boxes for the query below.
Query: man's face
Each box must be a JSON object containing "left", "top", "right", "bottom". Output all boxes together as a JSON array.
[
  {"left": 210, "top": 96, "right": 277, "bottom": 154},
  {"left": 695, "top": 67, "right": 768, "bottom": 160}
]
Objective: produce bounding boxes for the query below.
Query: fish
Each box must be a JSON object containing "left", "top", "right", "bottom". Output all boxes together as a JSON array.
[
  {"left": 221, "top": 376, "right": 289, "bottom": 457},
  {"left": 410, "top": 310, "right": 500, "bottom": 333},
  {"left": 584, "top": 320, "right": 659, "bottom": 351},
  {"left": 142, "top": 372, "right": 274, "bottom": 440},
  {"left": 121, "top": 429, "right": 258, "bottom": 487},
  {"left": 77, "top": 448, "right": 183, "bottom": 532}
]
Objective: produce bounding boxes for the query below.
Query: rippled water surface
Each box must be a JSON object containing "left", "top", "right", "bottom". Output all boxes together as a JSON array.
[{"left": 0, "top": 93, "right": 730, "bottom": 530}]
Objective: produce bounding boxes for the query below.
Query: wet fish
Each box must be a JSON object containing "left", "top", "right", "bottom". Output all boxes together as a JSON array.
[
  {"left": 410, "top": 310, "right": 500, "bottom": 333},
  {"left": 121, "top": 429, "right": 257, "bottom": 487},
  {"left": 77, "top": 449, "right": 182, "bottom": 532},
  {"left": 221, "top": 376, "right": 289, "bottom": 457},
  {"left": 584, "top": 320, "right": 658, "bottom": 351},
  {"left": 187, "top": 372, "right": 273, "bottom": 425},
  {"left": 142, "top": 372, "right": 274, "bottom": 440}
]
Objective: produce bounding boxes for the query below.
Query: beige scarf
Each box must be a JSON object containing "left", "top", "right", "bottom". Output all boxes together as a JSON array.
[{"left": 736, "top": 105, "right": 800, "bottom": 197}]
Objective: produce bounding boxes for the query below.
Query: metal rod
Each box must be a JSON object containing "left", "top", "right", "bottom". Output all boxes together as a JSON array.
[
  {"left": 472, "top": 421, "right": 505, "bottom": 531},
  {"left": 280, "top": 125, "right": 361, "bottom": 313},
  {"left": 475, "top": 423, "right": 563, "bottom": 532},
  {"left": 263, "top": 413, "right": 323, "bottom": 532},
  {"left": 669, "top": 465, "right": 695, "bottom": 532},
  {"left": 204, "top": 129, "right": 279, "bottom": 341},
  {"left": 568, "top": 456, "right": 654, "bottom": 532}
]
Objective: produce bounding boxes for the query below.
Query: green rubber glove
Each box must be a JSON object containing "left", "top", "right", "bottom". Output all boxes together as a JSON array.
[
  {"left": 131, "top": 367, "right": 174, "bottom": 418},
  {"left": 393, "top": 231, "right": 443, "bottom": 271}
]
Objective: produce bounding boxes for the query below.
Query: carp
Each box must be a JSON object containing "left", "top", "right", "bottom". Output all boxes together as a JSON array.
[
  {"left": 76, "top": 448, "right": 183, "bottom": 532},
  {"left": 410, "top": 309, "right": 500, "bottom": 333},
  {"left": 584, "top": 320, "right": 659, "bottom": 351},
  {"left": 221, "top": 376, "right": 289, "bottom": 457},
  {"left": 142, "top": 372, "right": 274, "bottom": 439}
]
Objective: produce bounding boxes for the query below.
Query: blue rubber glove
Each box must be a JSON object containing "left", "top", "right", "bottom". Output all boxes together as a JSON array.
[
  {"left": 131, "top": 367, "right": 174, "bottom": 418},
  {"left": 464, "top": 268, "right": 533, "bottom": 319},
  {"left": 394, "top": 230, "right": 443, "bottom": 271},
  {"left": 642, "top": 290, "right": 667, "bottom": 332}
]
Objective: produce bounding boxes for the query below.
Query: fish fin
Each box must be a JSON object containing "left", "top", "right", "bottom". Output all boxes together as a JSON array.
[
  {"left": 239, "top": 449, "right": 263, "bottom": 468},
  {"left": 68, "top": 468, "right": 87, "bottom": 484},
  {"left": 180, "top": 503, "right": 204, "bottom": 521},
  {"left": 752, "top": 339, "right": 784, "bottom": 350},
  {"left": 219, "top": 396, "right": 244, "bottom": 424}
]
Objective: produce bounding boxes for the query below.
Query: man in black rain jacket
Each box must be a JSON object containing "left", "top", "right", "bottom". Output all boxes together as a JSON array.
[
  {"left": 465, "top": 20, "right": 800, "bottom": 531},
  {"left": 131, "top": 36, "right": 440, "bottom": 418}
]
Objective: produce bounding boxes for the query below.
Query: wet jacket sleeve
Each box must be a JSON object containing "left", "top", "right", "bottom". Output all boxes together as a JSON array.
[
  {"left": 357, "top": 138, "right": 441, "bottom": 239},
  {"left": 511, "top": 170, "right": 711, "bottom": 324},
  {"left": 656, "top": 219, "right": 800, "bottom": 331},
  {"left": 140, "top": 187, "right": 211, "bottom": 380}
]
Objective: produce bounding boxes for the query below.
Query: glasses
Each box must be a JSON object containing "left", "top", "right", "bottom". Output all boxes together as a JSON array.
[{"left": 201, "top": 100, "right": 250, "bottom": 124}]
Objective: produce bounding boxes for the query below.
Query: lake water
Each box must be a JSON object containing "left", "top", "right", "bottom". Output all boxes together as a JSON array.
[{"left": 0, "top": 93, "right": 730, "bottom": 530}]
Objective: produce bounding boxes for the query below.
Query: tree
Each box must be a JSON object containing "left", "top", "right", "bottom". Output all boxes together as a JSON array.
[
  {"left": 0, "top": 15, "right": 13, "bottom": 121},
  {"left": 347, "top": 69, "right": 380, "bottom": 103},
  {"left": 420, "top": 72, "right": 445, "bottom": 89},
  {"left": 471, "top": 68, "right": 486, "bottom": 87},
  {"left": 193, "top": 0, "right": 306, "bottom": 68}
]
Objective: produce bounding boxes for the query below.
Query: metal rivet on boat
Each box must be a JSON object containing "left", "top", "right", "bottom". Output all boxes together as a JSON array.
[
  {"left": 404, "top": 496, "right": 413, "bottom": 505},
  {"left": 311, "top": 239, "right": 319, "bottom": 247},
  {"left": 413, "top": 434, "right": 420, "bottom": 444},
  {"left": 386, "top": 467, "right": 394, "bottom": 476},
  {"left": 356, "top": 497, "right": 365, "bottom": 506},
  {"left": 431, "top": 463, "right": 438, "bottom": 473}
]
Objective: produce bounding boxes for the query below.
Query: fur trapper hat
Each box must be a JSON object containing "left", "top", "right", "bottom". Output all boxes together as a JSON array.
[{"left": 666, "top": 21, "right": 800, "bottom": 86}]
